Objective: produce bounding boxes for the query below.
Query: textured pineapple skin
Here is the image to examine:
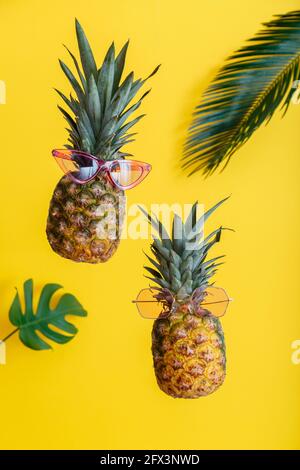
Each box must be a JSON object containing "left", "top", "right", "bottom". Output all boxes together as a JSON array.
[
  {"left": 46, "top": 172, "right": 125, "bottom": 263},
  {"left": 152, "top": 306, "right": 226, "bottom": 398}
]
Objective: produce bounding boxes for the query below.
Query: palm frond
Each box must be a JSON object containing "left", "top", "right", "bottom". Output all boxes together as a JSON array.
[{"left": 183, "top": 10, "right": 300, "bottom": 175}]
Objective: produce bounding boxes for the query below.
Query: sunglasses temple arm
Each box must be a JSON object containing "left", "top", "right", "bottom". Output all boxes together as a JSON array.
[
  {"left": 201, "top": 299, "right": 231, "bottom": 306},
  {"left": 133, "top": 300, "right": 233, "bottom": 305}
]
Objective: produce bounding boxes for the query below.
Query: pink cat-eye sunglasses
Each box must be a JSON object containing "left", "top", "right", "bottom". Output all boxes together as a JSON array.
[{"left": 52, "top": 149, "right": 152, "bottom": 190}]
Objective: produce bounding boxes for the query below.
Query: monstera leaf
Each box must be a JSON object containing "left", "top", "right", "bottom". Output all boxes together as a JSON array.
[
  {"left": 8, "top": 279, "right": 87, "bottom": 350},
  {"left": 183, "top": 10, "right": 300, "bottom": 175}
]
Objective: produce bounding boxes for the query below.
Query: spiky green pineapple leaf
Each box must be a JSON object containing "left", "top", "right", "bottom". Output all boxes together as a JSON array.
[
  {"left": 116, "top": 115, "right": 146, "bottom": 138},
  {"left": 144, "top": 252, "right": 170, "bottom": 279},
  {"left": 184, "top": 202, "right": 197, "bottom": 234},
  {"left": 126, "top": 65, "right": 160, "bottom": 102},
  {"left": 144, "top": 253, "right": 162, "bottom": 272},
  {"left": 181, "top": 255, "right": 193, "bottom": 274},
  {"left": 116, "top": 91, "right": 149, "bottom": 129},
  {"left": 63, "top": 44, "right": 87, "bottom": 92},
  {"left": 111, "top": 72, "right": 134, "bottom": 116},
  {"left": 193, "top": 254, "right": 224, "bottom": 273},
  {"left": 54, "top": 89, "right": 74, "bottom": 112},
  {"left": 76, "top": 110, "right": 95, "bottom": 151},
  {"left": 87, "top": 74, "right": 101, "bottom": 134},
  {"left": 138, "top": 206, "right": 173, "bottom": 250},
  {"left": 172, "top": 214, "right": 185, "bottom": 255},
  {"left": 9, "top": 280, "right": 87, "bottom": 351},
  {"left": 144, "top": 266, "right": 163, "bottom": 279},
  {"left": 113, "top": 40, "right": 129, "bottom": 93},
  {"left": 183, "top": 10, "right": 300, "bottom": 175},
  {"left": 57, "top": 106, "right": 79, "bottom": 135},
  {"left": 104, "top": 43, "right": 116, "bottom": 110},
  {"left": 97, "top": 42, "right": 115, "bottom": 112},
  {"left": 59, "top": 60, "right": 85, "bottom": 104},
  {"left": 152, "top": 238, "right": 171, "bottom": 260},
  {"left": 75, "top": 19, "right": 97, "bottom": 80},
  {"left": 186, "top": 197, "right": 229, "bottom": 240},
  {"left": 144, "top": 64, "right": 161, "bottom": 81},
  {"left": 144, "top": 276, "right": 170, "bottom": 289}
]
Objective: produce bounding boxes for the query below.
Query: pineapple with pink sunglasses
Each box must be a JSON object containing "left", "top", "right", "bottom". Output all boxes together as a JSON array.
[{"left": 46, "top": 20, "right": 159, "bottom": 263}]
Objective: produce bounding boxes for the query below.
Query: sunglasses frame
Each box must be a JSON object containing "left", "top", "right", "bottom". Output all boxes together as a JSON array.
[
  {"left": 52, "top": 149, "right": 152, "bottom": 190},
  {"left": 133, "top": 287, "right": 233, "bottom": 319}
]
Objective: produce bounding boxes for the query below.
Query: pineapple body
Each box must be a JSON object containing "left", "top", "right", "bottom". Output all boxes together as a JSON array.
[
  {"left": 46, "top": 172, "right": 125, "bottom": 263},
  {"left": 152, "top": 304, "right": 226, "bottom": 398}
]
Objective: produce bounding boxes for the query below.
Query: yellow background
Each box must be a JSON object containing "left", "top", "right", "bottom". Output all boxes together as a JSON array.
[{"left": 0, "top": 0, "right": 300, "bottom": 450}]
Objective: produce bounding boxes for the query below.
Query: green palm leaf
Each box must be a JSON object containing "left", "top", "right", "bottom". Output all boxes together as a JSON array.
[
  {"left": 9, "top": 279, "right": 87, "bottom": 351},
  {"left": 183, "top": 10, "right": 300, "bottom": 176}
]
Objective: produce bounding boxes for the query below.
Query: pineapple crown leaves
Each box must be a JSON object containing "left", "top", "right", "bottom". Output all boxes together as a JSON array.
[
  {"left": 140, "top": 197, "right": 232, "bottom": 300},
  {"left": 8, "top": 279, "right": 87, "bottom": 351},
  {"left": 56, "top": 19, "right": 160, "bottom": 159}
]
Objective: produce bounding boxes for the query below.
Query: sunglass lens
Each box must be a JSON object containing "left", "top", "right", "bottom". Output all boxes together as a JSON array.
[
  {"left": 135, "top": 289, "right": 169, "bottom": 319},
  {"left": 54, "top": 155, "right": 80, "bottom": 174},
  {"left": 71, "top": 152, "right": 98, "bottom": 181},
  {"left": 110, "top": 161, "right": 144, "bottom": 188},
  {"left": 200, "top": 287, "right": 230, "bottom": 317},
  {"left": 54, "top": 151, "right": 98, "bottom": 182}
]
